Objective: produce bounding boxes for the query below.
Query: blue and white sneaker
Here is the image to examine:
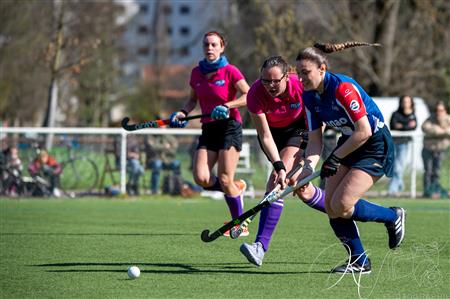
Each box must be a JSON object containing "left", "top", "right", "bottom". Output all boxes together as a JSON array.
[
  {"left": 240, "top": 242, "right": 264, "bottom": 266},
  {"left": 385, "top": 207, "right": 406, "bottom": 249}
]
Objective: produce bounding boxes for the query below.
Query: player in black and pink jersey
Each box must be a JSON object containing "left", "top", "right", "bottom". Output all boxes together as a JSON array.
[
  {"left": 239, "top": 56, "right": 327, "bottom": 267},
  {"left": 295, "top": 42, "right": 406, "bottom": 274}
]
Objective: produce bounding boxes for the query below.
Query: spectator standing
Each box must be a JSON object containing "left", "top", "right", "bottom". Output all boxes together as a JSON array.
[
  {"left": 421, "top": 101, "right": 450, "bottom": 198},
  {"left": 145, "top": 134, "right": 181, "bottom": 195},
  {"left": 125, "top": 136, "right": 144, "bottom": 195},
  {"left": 388, "top": 95, "right": 417, "bottom": 196}
]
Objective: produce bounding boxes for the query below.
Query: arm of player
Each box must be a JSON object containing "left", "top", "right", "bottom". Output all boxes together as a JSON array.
[
  {"left": 333, "top": 116, "right": 372, "bottom": 159},
  {"left": 250, "top": 111, "right": 286, "bottom": 188},
  {"left": 225, "top": 79, "right": 250, "bottom": 109}
]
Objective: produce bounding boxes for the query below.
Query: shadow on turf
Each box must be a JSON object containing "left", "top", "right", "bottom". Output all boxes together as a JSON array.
[
  {"left": 3, "top": 232, "right": 197, "bottom": 236},
  {"left": 33, "top": 262, "right": 329, "bottom": 275}
]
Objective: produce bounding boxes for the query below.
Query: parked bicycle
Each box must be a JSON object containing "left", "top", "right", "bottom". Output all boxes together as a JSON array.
[{"left": 59, "top": 143, "right": 99, "bottom": 195}]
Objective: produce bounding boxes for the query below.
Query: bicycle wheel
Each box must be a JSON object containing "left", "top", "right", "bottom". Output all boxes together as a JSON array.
[{"left": 60, "top": 158, "right": 99, "bottom": 193}]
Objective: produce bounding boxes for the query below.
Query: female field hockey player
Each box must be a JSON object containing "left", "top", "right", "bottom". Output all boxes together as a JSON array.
[
  {"left": 240, "top": 56, "right": 327, "bottom": 267},
  {"left": 170, "top": 31, "right": 251, "bottom": 236},
  {"left": 294, "top": 42, "right": 406, "bottom": 274}
]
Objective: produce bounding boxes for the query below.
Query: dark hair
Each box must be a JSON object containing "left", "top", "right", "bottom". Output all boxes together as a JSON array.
[
  {"left": 203, "top": 31, "right": 226, "bottom": 47},
  {"left": 295, "top": 41, "right": 381, "bottom": 68},
  {"left": 435, "top": 100, "right": 448, "bottom": 112},
  {"left": 398, "top": 95, "right": 415, "bottom": 113},
  {"left": 260, "top": 55, "right": 289, "bottom": 75}
]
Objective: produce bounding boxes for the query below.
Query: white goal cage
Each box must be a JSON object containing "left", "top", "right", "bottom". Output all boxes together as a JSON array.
[{"left": 1, "top": 126, "right": 424, "bottom": 198}]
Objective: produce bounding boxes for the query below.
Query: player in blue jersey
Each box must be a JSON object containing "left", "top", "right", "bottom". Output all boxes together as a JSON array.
[{"left": 294, "top": 42, "right": 406, "bottom": 274}]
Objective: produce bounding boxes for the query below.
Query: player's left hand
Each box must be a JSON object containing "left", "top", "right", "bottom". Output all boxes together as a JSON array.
[
  {"left": 320, "top": 153, "right": 341, "bottom": 179},
  {"left": 211, "top": 105, "right": 229, "bottom": 120}
]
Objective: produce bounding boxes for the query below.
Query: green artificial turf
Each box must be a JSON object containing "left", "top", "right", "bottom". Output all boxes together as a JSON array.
[{"left": 0, "top": 196, "right": 449, "bottom": 298}]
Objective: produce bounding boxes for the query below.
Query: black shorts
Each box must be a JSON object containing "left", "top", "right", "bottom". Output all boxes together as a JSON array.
[
  {"left": 337, "top": 126, "right": 394, "bottom": 177},
  {"left": 197, "top": 119, "right": 242, "bottom": 152},
  {"left": 258, "top": 118, "right": 307, "bottom": 162}
]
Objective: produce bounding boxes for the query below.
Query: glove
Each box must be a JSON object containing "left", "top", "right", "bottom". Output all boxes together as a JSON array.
[
  {"left": 320, "top": 153, "right": 341, "bottom": 179},
  {"left": 169, "top": 111, "right": 188, "bottom": 128},
  {"left": 211, "top": 105, "right": 229, "bottom": 120}
]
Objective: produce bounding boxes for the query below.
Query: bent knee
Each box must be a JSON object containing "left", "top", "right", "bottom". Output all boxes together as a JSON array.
[
  {"left": 295, "top": 184, "right": 316, "bottom": 202},
  {"left": 329, "top": 200, "right": 354, "bottom": 218},
  {"left": 194, "top": 175, "right": 211, "bottom": 188}
]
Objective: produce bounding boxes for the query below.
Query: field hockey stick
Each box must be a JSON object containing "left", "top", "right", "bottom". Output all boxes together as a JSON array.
[
  {"left": 121, "top": 113, "right": 210, "bottom": 131},
  {"left": 229, "top": 162, "right": 304, "bottom": 239},
  {"left": 201, "top": 170, "right": 320, "bottom": 243}
]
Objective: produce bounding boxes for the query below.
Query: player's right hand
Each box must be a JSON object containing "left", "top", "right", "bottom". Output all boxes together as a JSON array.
[
  {"left": 169, "top": 111, "right": 188, "bottom": 128},
  {"left": 275, "top": 169, "right": 287, "bottom": 189}
]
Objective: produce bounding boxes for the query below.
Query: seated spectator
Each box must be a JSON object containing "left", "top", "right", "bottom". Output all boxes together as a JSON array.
[
  {"left": 388, "top": 95, "right": 417, "bottom": 196},
  {"left": 145, "top": 134, "right": 181, "bottom": 195},
  {"left": 28, "top": 149, "right": 61, "bottom": 197},
  {"left": 421, "top": 101, "right": 450, "bottom": 198},
  {"left": 1, "top": 146, "right": 23, "bottom": 196}
]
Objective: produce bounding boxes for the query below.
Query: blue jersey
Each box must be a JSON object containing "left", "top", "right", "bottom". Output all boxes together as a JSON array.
[{"left": 303, "top": 72, "right": 385, "bottom": 136}]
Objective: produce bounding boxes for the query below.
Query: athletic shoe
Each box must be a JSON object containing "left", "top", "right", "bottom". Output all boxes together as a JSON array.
[
  {"left": 235, "top": 179, "right": 247, "bottom": 197},
  {"left": 223, "top": 222, "right": 231, "bottom": 237},
  {"left": 223, "top": 223, "right": 250, "bottom": 237},
  {"left": 240, "top": 226, "right": 249, "bottom": 237},
  {"left": 240, "top": 242, "right": 264, "bottom": 266},
  {"left": 385, "top": 207, "right": 406, "bottom": 249},
  {"left": 331, "top": 256, "right": 372, "bottom": 274}
]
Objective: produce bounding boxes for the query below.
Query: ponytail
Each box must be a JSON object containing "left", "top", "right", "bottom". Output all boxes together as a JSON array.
[{"left": 296, "top": 41, "right": 381, "bottom": 68}]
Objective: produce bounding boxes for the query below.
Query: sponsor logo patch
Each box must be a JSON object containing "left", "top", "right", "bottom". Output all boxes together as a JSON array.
[
  {"left": 349, "top": 100, "right": 360, "bottom": 111},
  {"left": 214, "top": 80, "right": 225, "bottom": 86}
]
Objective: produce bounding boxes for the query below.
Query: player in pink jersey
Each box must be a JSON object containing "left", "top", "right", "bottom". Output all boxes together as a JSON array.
[
  {"left": 170, "top": 31, "right": 250, "bottom": 236},
  {"left": 240, "top": 56, "right": 327, "bottom": 267}
]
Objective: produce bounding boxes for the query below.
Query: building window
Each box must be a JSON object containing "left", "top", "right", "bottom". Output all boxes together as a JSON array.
[
  {"left": 139, "top": 4, "right": 148, "bottom": 13},
  {"left": 180, "top": 5, "right": 190, "bottom": 14},
  {"left": 162, "top": 4, "right": 172, "bottom": 15},
  {"left": 137, "top": 25, "right": 149, "bottom": 34},
  {"left": 179, "top": 46, "right": 189, "bottom": 57},
  {"left": 137, "top": 47, "right": 150, "bottom": 56},
  {"left": 167, "top": 26, "right": 173, "bottom": 35},
  {"left": 179, "top": 26, "right": 190, "bottom": 36}
]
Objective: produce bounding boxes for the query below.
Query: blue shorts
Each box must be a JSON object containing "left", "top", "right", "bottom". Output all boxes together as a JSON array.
[
  {"left": 336, "top": 126, "right": 394, "bottom": 177},
  {"left": 197, "top": 119, "right": 242, "bottom": 152}
]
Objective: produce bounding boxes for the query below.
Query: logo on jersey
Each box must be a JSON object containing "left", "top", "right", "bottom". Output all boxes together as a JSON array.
[
  {"left": 214, "top": 80, "right": 225, "bottom": 86},
  {"left": 325, "top": 118, "right": 348, "bottom": 128},
  {"left": 349, "top": 100, "right": 360, "bottom": 111},
  {"left": 290, "top": 103, "right": 301, "bottom": 109},
  {"left": 344, "top": 89, "right": 353, "bottom": 98}
]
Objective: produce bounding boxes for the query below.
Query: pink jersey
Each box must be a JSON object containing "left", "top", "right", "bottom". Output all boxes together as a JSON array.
[
  {"left": 247, "top": 74, "right": 305, "bottom": 128},
  {"left": 190, "top": 64, "right": 244, "bottom": 124}
]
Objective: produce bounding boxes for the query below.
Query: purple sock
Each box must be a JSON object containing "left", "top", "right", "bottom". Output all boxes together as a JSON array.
[
  {"left": 255, "top": 196, "right": 284, "bottom": 251},
  {"left": 224, "top": 194, "right": 243, "bottom": 218},
  {"left": 203, "top": 176, "right": 223, "bottom": 192},
  {"left": 305, "top": 185, "right": 326, "bottom": 213}
]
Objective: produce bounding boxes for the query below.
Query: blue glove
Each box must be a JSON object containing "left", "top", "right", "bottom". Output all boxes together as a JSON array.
[
  {"left": 169, "top": 112, "right": 188, "bottom": 128},
  {"left": 211, "top": 105, "right": 229, "bottom": 120}
]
